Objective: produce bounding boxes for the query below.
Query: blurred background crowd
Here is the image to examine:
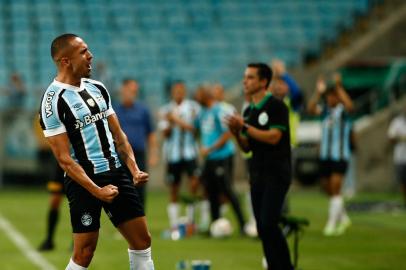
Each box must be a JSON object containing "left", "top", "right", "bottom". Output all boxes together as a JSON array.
[{"left": 0, "top": 0, "right": 405, "bottom": 201}]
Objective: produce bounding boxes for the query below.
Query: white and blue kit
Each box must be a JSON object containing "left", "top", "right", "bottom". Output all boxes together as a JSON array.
[
  {"left": 39, "top": 78, "right": 144, "bottom": 233},
  {"left": 195, "top": 102, "right": 245, "bottom": 231},
  {"left": 39, "top": 78, "right": 121, "bottom": 174},
  {"left": 320, "top": 103, "right": 352, "bottom": 162},
  {"left": 158, "top": 99, "right": 200, "bottom": 184},
  {"left": 158, "top": 99, "right": 200, "bottom": 163},
  {"left": 195, "top": 102, "right": 235, "bottom": 160}
]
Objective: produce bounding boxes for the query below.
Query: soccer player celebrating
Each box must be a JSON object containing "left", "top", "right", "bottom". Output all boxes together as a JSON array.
[
  {"left": 226, "top": 63, "right": 293, "bottom": 269},
  {"left": 39, "top": 33, "right": 154, "bottom": 270},
  {"left": 307, "top": 73, "right": 354, "bottom": 236}
]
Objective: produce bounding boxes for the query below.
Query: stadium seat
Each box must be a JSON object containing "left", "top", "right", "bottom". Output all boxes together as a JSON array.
[{"left": 0, "top": 0, "right": 371, "bottom": 109}]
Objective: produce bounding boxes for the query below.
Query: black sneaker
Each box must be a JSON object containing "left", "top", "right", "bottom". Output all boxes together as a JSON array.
[{"left": 38, "top": 240, "right": 54, "bottom": 251}]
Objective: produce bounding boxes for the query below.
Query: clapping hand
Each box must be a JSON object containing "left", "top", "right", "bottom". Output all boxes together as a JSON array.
[{"left": 225, "top": 114, "right": 244, "bottom": 135}]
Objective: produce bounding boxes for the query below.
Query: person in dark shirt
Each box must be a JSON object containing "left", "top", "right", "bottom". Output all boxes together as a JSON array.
[
  {"left": 115, "top": 79, "right": 158, "bottom": 208},
  {"left": 226, "top": 63, "right": 292, "bottom": 270}
]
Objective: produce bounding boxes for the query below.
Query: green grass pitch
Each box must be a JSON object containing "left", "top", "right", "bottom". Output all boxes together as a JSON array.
[{"left": 0, "top": 187, "right": 405, "bottom": 270}]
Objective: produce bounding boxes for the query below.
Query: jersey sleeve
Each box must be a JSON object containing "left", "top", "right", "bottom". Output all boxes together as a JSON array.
[
  {"left": 217, "top": 105, "right": 231, "bottom": 131},
  {"left": 100, "top": 85, "right": 115, "bottom": 116},
  {"left": 268, "top": 99, "right": 289, "bottom": 131},
  {"left": 105, "top": 93, "right": 115, "bottom": 116},
  {"left": 39, "top": 90, "right": 67, "bottom": 137}
]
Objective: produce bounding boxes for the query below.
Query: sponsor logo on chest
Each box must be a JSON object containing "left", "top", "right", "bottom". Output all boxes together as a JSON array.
[
  {"left": 74, "top": 110, "right": 107, "bottom": 129},
  {"left": 84, "top": 110, "right": 106, "bottom": 124}
]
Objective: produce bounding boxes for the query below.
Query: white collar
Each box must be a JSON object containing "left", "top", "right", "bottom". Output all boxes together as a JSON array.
[{"left": 53, "top": 79, "right": 84, "bottom": 92}]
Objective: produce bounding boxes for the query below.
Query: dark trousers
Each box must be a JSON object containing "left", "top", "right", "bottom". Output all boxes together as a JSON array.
[
  {"left": 123, "top": 150, "right": 147, "bottom": 210},
  {"left": 250, "top": 161, "right": 292, "bottom": 270},
  {"left": 202, "top": 157, "right": 245, "bottom": 231},
  {"left": 134, "top": 150, "right": 147, "bottom": 209}
]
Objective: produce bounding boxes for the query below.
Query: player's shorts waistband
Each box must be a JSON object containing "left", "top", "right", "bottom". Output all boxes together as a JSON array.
[{"left": 82, "top": 164, "right": 123, "bottom": 178}]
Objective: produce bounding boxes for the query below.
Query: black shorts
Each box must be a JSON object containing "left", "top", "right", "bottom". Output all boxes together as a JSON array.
[
  {"left": 224, "top": 155, "right": 234, "bottom": 182},
  {"left": 319, "top": 159, "right": 348, "bottom": 177},
  {"left": 395, "top": 164, "right": 406, "bottom": 185},
  {"left": 47, "top": 165, "right": 65, "bottom": 194},
  {"left": 166, "top": 159, "right": 199, "bottom": 185},
  {"left": 201, "top": 159, "right": 228, "bottom": 186},
  {"left": 64, "top": 167, "right": 144, "bottom": 233}
]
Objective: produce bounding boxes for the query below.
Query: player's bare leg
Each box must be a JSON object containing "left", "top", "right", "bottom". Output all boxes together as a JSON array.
[
  {"left": 118, "top": 217, "right": 154, "bottom": 270},
  {"left": 185, "top": 175, "right": 200, "bottom": 223},
  {"left": 324, "top": 173, "right": 350, "bottom": 236},
  {"left": 118, "top": 217, "right": 151, "bottom": 249},
  {"left": 67, "top": 231, "right": 99, "bottom": 269},
  {"left": 320, "top": 177, "right": 331, "bottom": 195},
  {"left": 168, "top": 183, "right": 181, "bottom": 228},
  {"left": 188, "top": 175, "right": 200, "bottom": 196}
]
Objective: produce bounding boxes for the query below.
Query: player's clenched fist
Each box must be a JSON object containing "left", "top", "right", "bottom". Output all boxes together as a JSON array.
[
  {"left": 133, "top": 171, "right": 149, "bottom": 186},
  {"left": 95, "top": 184, "right": 119, "bottom": 203}
]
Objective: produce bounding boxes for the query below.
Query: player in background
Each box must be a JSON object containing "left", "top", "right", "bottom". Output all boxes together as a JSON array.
[
  {"left": 34, "top": 118, "right": 66, "bottom": 251},
  {"left": 212, "top": 84, "right": 234, "bottom": 216},
  {"left": 115, "top": 79, "right": 159, "bottom": 209},
  {"left": 307, "top": 73, "right": 354, "bottom": 236},
  {"left": 212, "top": 84, "right": 254, "bottom": 230},
  {"left": 158, "top": 81, "right": 202, "bottom": 229},
  {"left": 271, "top": 60, "right": 303, "bottom": 136},
  {"left": 194, "top": 86, "right": 246, "bottom": 235},
  {"left": 270, "top": 75, "right": 303, "bottom": 214},
  {"left": 388, "top": 106, "right": 406, "bottom": 207}
]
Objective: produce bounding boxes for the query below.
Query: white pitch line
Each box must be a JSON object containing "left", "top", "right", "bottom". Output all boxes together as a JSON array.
[{"left": 0, "top": 212, "right": 57, "bottom": 270}]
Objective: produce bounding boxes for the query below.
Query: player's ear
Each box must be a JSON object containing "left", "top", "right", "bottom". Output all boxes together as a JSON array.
[{"left": 59, "top": 57, "right": 70, "bottom": 66}]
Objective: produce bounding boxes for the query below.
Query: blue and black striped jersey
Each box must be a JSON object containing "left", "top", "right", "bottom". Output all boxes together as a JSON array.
[
  {"left": 158, "top": 99, "right": 200, "bottom": 163},
  {"left": 320, "top": 104, "right": 352, "bottom": 162},
  {"left": 39, "top": 78, "right": 121, "bottom": 174}
]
